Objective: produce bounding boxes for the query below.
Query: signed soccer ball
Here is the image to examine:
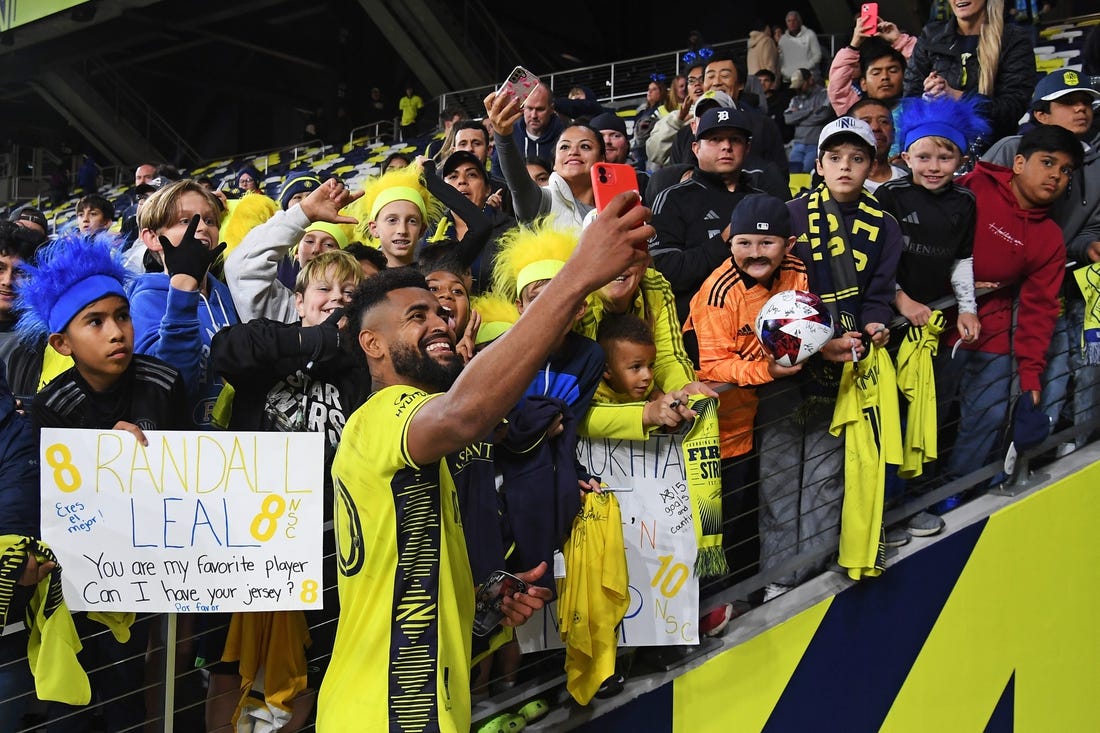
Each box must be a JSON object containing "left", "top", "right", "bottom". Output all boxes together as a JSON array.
[{"left": 754, "top": 290, "right": 834, "bottom": 366}]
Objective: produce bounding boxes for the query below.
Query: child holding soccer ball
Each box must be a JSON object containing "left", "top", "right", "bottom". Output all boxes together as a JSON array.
[{"left": 685, "top": 193, "right": 809, "bottom": 583}]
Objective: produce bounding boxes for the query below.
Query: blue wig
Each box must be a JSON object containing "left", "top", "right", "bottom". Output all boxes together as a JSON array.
[
  {"left": 15, "top": 230, "right": 132, "bottom": 341},
  {"left": 896, "top": 96, "right": 991, "bottom": 154}
]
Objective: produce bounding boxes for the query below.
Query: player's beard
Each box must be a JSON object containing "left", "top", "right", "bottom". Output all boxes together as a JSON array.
[{"left": 390, "top": 341, "right": 464, "bottom": 393}]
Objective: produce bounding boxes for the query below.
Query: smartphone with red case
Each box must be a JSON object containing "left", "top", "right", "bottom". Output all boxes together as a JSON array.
[
  {"left": 591, "top": 163, "right": 640, "bottom": 214},
  {"left": 860, "top": 3, "right": 879, "bottom": 35},
  {"left": 498, "top": 66, "right": 540, "bottom": 106}
]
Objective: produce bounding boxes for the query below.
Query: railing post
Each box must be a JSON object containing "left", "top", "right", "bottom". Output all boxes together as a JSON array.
[
  {"left": 609, "top": 64, "right": 616, "bottom": 102},
  {"left": 163, "top": 614, "right": 177, "bottom": 733}
]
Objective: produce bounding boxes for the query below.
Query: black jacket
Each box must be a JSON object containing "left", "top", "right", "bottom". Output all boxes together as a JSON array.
[
  {"left": 0, "top": 363, "right": 39, "bottom": 538},
  {"left": 903, "top": 19, "right": 1035, "bottom": 141},
  {"left": 649, "top": 168, "right": 764, "bottom": 323},
  {"left": 209, "top": 318, "right": 371, "bottom": 470},
  {"left": 876, "top": 176, "right": 977, "bottom": 305},
  {"left": 33, "top": 355, "right": 190, "bottom": 432}
]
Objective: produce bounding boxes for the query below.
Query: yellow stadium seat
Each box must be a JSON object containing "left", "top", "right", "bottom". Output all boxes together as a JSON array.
[{"left": 789, "top": 173, "right": 812, "bottom": 197}]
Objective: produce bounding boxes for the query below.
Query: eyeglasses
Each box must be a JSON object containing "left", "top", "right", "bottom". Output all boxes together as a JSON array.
[{"left": 687, "top": 76, "right": 703, "bottom": 85}]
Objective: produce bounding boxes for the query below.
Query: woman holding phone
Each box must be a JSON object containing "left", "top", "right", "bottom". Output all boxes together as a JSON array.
[
  {"left": 903, "top": 0, "right": 1033, "bottom": 141},
  {"left": 484, "top": 90, "right": 604, "bottom": 229}
]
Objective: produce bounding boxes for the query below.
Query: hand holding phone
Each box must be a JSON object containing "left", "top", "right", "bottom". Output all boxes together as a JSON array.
[
  {"left": 473, "top": 570, "right": 529, "bottom": 636},
  {"left": 860, "top": 3, "right": 879, "bottom": 36},
  {"left": 498, "top": 66, "right": 540, "bottom": 107},
  {"left": 591, "top": 163, "right": 640, "bottom": 214}
]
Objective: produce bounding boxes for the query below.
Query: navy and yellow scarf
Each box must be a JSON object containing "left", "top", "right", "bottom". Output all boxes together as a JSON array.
[{"left": 800, "top": 185, "right": 887, "bottom": 403}]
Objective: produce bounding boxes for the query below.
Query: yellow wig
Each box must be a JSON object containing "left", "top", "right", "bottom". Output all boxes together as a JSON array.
[
  {"left": 470, "top": 291, "right": 519, "bottom": 346},
  {"left": 219, "top": 193, "right": 279, "bottom": 257},
  {"left": 490, "top": 219, "right": 580, "bottom": 304},
  {"left": 346, "top": 163, "right": 443, "bottom": 244}
]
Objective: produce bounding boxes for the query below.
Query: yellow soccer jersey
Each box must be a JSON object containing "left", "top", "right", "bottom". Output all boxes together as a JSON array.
[
  {"left": 559, "top": 492, "right": 628, "bottom": 705},
  {"left": 895, "top": 313, "right": 944, "bottom": 478},
  {"left": 829, "top": 344, "right": 902, "bottom": 580},
  {"left": 319, "top": 386, "right": 474, "bottom": 733}
]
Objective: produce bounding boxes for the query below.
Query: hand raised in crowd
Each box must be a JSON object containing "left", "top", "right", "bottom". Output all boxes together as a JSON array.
[
  {"left": 456, "top": 308, "right": 482, "bottom": 363},
  {"left": 485, "top": 188, "right": 504, "bottom": 210},
  {"left": 303, "top": 308, "right": 345, "bottom": 366},
  {"left": 299, "top": 178, "right": 361, "bottom": 225},
  {"left": 500, "top": 562, "right": 555, "bottom": 626},
  {"left": 161, "top": 214, "right": 226, "bottom": 292},
  {"left": 483, "top": 91, "right": 523, "bottom": 137},
  {"left": 876, "top": 20, "right": 901, "bottom": 44},
  {"left": 676, "top": 92, "right": 695, "bottom": 122},
  {"left": 563, "top": 191, "right": 653, "bottom": 294},
  {"left": 821, "top": 331, "right": 866, "bottom": 362}
]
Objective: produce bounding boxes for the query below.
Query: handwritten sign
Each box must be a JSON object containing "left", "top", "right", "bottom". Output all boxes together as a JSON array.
[
  {"left": 40, "top": 429, "right": 324, "bottom": 613},
  {"left": 518, "top": 433, "right": 700, "bottom": 650}
]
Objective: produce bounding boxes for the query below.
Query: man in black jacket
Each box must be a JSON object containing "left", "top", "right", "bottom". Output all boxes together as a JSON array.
[{"left": 649, "top": 107, "right": 763, "bottom": 350}]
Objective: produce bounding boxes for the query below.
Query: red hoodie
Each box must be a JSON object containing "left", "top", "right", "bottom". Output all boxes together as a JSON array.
[{"left": 953, "top": 162, "right": 1064, "bottom": 392}]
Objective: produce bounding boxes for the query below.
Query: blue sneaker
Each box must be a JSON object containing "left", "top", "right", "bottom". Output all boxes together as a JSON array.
[{"left": 930, "top": 494, "right": 961, "bottom": 515}]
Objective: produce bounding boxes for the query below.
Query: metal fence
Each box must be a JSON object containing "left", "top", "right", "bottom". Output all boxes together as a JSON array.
[
  {"left": 2, "top": 284, "right": 1091, "bottom": 732},
  {"left": 438, "top": 35, "right": 841, "bottom": 117}
]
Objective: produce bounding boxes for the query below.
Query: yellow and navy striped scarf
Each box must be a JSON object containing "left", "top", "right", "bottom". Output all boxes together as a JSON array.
[{"left": 804, "top": 184, "right": 886, "bottom": 336}]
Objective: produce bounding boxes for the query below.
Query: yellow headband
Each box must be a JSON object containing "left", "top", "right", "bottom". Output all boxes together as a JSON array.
[
  {"left": 369, "top": 186, "right": 427, "bottom": 222},
  {"left": 516, "top": 259, "right": 566, "bottom": 300},
  {"left": 476, "top": 321, "right": 513, "bottom": 346},
  {"left": 304, "top": 221, "right": 349, "bottom": 249}
]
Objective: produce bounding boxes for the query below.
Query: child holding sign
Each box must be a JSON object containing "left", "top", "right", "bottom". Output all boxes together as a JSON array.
[{"left": 16, "top": 230, "right": 190, "bottom": 731}]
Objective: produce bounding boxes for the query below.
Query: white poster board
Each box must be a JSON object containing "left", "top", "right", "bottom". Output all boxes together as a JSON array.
[
  {"left": 518, "top": 433, "right": 700, "bottom": 650},
  {"left": 40, "top": 429, "right": 324, "bottom": 613}
]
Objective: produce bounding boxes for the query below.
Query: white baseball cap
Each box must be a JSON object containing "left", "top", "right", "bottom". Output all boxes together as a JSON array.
[{"left": 818, "top": 116, "right": 877, "bottom": 151}]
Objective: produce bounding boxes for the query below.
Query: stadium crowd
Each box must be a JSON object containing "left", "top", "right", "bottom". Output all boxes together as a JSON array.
[{"left": 1, "top": 0, "right": 1099, "bottom": 730}]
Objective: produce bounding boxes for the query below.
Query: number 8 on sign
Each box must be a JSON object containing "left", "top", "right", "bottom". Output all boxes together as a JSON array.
[
  {"left": 250, "top": 495, "right": 286, "bottom": 542},
  {"left": 45, "top": 443, "right": 82, "bottom": 492}
]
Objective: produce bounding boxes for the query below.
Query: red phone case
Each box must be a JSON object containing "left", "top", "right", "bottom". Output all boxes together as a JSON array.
[
  {"left": 592, "top": 163, "right": 640, "bottom": 213},
  {"left": 860, "top": 3, "right": 879, "bottom": 35}
]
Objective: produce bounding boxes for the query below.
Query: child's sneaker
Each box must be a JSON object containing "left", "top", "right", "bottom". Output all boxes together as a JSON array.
[
  {"left": 700, "top": 602, "right": 734, "bottom": 637},
  {"left": 518, "top": 699, "right": 549, "bottom": 723},
  {"left": 906, "top": 511, "right": 945, "bottom": 537},
  {"left": 476, "top": 713, "right": 526, "bottom": 733},
  {"left": 884, "top": 525, "right": 911, "bottom": 547},
  {"left": 763, "top": 583, "right": 793, "bottom": 602}
]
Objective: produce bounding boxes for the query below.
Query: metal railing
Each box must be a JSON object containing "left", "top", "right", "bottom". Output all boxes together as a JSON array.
[
  {"left": 438, "top": 34, "right": 842, "bottom": 116},
  {"left": 347, "top": 117, "right": 401, "bottom": 147},
  {"left": 85, "top": 59, "right": 204, "bottom": 167},
  {"left": 2, "top": 284, "right": 1091, "bottom": 732}
]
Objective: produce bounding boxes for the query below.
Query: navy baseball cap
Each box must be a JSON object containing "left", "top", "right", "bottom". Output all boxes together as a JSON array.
[
  {"left": 589, "top": 112, "right": 628, "bottom": 136},
  {"left": 729, "top": 194, "right": 791, "bottom": 238},
  {"left": 1031, "top": 69, "right": 1100, "bottom": 106},
  {"left": 695, "top": 107, "right": 752, "bottom": 139}
]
